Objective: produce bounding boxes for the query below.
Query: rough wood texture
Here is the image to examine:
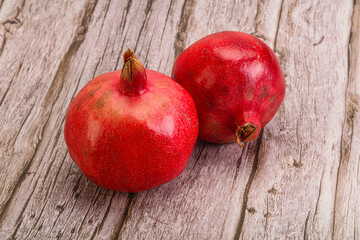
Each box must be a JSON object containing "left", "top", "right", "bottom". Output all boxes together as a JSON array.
[
  {"left": 334, "top": 0, "right": 360, "bottom": 238},
  {"left": 0, "top": 0, "right": 359, "bottom": 239},
  {"left": 241, "top": 1, "right": 353, "bottom": 239}
]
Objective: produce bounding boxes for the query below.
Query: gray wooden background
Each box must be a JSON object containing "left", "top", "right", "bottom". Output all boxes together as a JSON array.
[{"left": 0, "top": 0, "right": 359, "bottom": 239}]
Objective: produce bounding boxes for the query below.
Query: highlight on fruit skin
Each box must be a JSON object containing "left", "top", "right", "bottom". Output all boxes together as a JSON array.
[
  {"left": 64, "top": 49, "right": 199, "bottom": 192},
  {"left": 171, "top": 31, "right": 286, "bottom": 146}
]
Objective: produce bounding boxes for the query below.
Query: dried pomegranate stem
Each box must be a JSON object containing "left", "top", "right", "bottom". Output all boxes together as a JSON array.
[
  {"left": 119, "top": 49, "right": 147, "bottom": 96},
  {"left": 235, "top": 123, "right": 258, "bottom": 147}
]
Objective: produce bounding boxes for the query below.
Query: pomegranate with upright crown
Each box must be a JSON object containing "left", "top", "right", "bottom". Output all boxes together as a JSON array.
[
  {"left": 64, "top": 49, "right": 198, "bottom": 192},
  {"left": 172, "top": 31, "right": 285, "bottom": 146}
]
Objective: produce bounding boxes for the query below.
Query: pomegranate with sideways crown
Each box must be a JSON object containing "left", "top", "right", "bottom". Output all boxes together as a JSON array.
[
  {"left": 64, "top": 49, "right": 198, "bottom": 192},
  {"left": 172, "top": 31, "right": 285, "bottom": 146}
]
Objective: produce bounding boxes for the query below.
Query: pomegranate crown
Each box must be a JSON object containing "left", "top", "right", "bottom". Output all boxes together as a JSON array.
[{"left": 119, "top": 49, "right": 147, "bottom": 96}]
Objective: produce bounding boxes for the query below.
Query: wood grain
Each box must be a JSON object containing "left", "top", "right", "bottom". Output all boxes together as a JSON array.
[
  {"left": 0, "top": 0, "right": 92, "bottom": 218},
  {"left": 0, "top": 0, "right": 358, "bottom": 239},
  {"left": 1, "top": 0, "right": 194, "bottom": 239},
  {"left": 333, "top": 1, "right": 360, "bottom": 238},
  {"left": 118, "top": 1, "right": 282, "bottom": 239},
  {"left": 240, "top": 1, "right": 354, "bottom": 239}
]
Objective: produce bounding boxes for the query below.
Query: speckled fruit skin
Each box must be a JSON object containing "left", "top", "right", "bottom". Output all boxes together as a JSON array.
[
  {"left": 172, "top": 31, "right": 285, "bottom": 144},
  {"left": 64, "top": 63, "right": 198, "bottom": 192}
]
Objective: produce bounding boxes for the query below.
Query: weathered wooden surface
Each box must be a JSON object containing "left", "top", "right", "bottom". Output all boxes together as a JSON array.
[{"left": 0, "top": 0, "right": 359, "bottom": 239}]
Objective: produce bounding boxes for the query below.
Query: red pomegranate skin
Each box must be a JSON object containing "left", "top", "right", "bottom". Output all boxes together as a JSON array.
[
  {"left": 172, "top": 31, "right": 285, "bottom": 145},
  {"left": 64, "top": 50, "right": 198, "bottom": 193}
]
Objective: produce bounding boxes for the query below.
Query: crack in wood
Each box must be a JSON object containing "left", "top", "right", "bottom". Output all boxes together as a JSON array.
[
  {"left": 9, "top": 216, "right": 23, "bottom": 240},
  {"left": 159, "top": 0, "right": 174, "bottom": 49},
  {"left": 173, "top": 0, "right": 194, "bottom": 59},
  {"left": 313, "top": 36, "right": 325, "bottom": 46},
  {"left": 293, "top": 120, "right": 304, "bottom": 168},
  {"left": 70, "top": 54, "right": 90, "bottom": 104},
  {"left": 229, "top": 147, "right": 245, "bottom": 192},
  {"left": 43, "top": 0, "right": 99, "bottom": 106},
  {"left": 143, "top": 20, "right": 157, "bottom": 67},
  {"left": 114, "top": 193, "right": 134, "bottom": 239},
  {"left": 303, "top": 210, "right": 310, "bottom": 240},
  {"left": 47, "top": 142, "right": 69, "bottom": 198},
  {"left": 133, "top": 0, "right": 154, "bottom": 54},
  {"left": 72, "top": 175, "right": 83, "bottom": 196},
  {"left": 219, "top": 144, "right": 248, "bottom": 239},
  {"left": 0, "top": 103, "right": 37, "bottom": 221},
  {"left": 93, "top": 0, "right": 111, "bottom": 48},
  {"left": 96, "top": 191, "right": 116, "bottom": 236},
  {"left": 191, "top": 142, "right": 206, "bottom": 171},
  {"left": 234, "top": 131, "right": 263, "bottom": 240},
  {"left": 0, "top": 34, "right": 5, "bottom": 58},
  {"left": 252, "top": 0, "right": 267, "bottom": 41},
  {"left": 355, "top": 223, "right": 357, "bottom": 240},
  {"left": 88, "top": 226, "right": 99, "bottom": 240},
  {"left": 0, "top": 0, "right": 4, "bottom": 11},
  {"left": 314, "top": 168, "right": 325, "bottom": 216},
  {"left": 49, "top": 173, "right": 85, "bottom": 234},
  {"left": 273, "top": 0, "right": 284, "bottom": 52},
  {"left": 75, "top": 187, "right": 102, "bottom": 239},
  {"left": 16, "top": 140, "right": 68, "bottom": 238},
  {"left": 0, "top": 57, "right": 24, "bottom": 107},
  {"left": 114, "top": 0, "right": 133, "bottom": 70},
  {"left": 37, "top": 135, "right": 64, "bottom": 195},
  {"left": 6, "top": 179, "right": 37, "bottom": 238},
  {"left": 25, "top": 199, "right": 48, "bottom": 239},
  {"left": 10, "top": 101, "right": 36, "bottom": 153},
  {"left": 332, "top": 1, "right": 357, "bottom": 238}
]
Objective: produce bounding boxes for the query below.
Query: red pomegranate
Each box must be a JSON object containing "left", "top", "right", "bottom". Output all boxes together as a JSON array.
[
  {"left": 64, "top": 49, "right": 198, "bottom": 192},
  {"left": 172, "top": 31, "right": 285, "bottom": 146}
]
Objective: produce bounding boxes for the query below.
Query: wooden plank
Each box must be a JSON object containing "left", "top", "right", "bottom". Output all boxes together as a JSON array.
[
  {"left": 118, "top": 142, "right": 256, "bottom": 240},
  {"left": 0, "top": 0, "right": 192, "bottom": 239},
  {"left": 239, "top": 1, "right": 354, "bottom": 239},
  {"left": 334, "top": 1, "right": 360, "bottom": 239},
  {"left": 0, "top": 0, "right": 358, "bottom": 239},
  {"left": 0, "top": 0, "right": 112, "bottom": 238},
  {"left": 0, "top": 0, "right": 91, "bottom": 216},
  {"left": 0, "top": 0, "right": 24, "bottom": 58},
  {"left": 117, "top": 1, "right": 284, "bottom": 239}
]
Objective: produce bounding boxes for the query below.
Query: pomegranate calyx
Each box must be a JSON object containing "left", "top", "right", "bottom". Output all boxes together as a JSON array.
[
  {"left": 120, "top": 49, "right": 147, "bottom": 96},
  {"left": 235, "top": 123, "right": 258, "bottom": 147}
]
